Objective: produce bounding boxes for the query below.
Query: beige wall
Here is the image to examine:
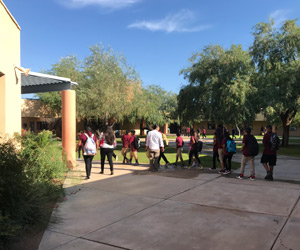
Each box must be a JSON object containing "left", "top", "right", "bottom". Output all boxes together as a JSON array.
[{"left": 0, "top": 1, "right": 21, "bottom": 137}]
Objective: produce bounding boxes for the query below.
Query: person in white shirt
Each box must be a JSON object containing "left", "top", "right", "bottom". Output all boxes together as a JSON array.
[{"left": 146, "top": 125, "right": 164, "bottom": 172}]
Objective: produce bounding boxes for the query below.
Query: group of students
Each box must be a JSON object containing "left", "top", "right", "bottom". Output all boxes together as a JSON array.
[
  {"left": 212, "top": 124, "right": 279, "bottom": 181},
  {"left": 77, "top": 124, "right": 279, "bottom": 181},
  {"left": 76, "top": 126, "right": 117, "bottom": 179}
]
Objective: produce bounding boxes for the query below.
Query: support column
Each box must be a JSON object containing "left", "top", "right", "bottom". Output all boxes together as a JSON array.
[{"left": 62, "top": 90, "right": 76, "bottom": 168}]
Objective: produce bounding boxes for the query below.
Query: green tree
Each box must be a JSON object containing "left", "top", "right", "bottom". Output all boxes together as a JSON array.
[
  {"left": 77, "top": 44, "right": 141, "bottom": 124},
  {"left": 180, "top": 44, "right": 258, "bottom": 130},
  {"left": 37, "top": 55, "right": 83, "bottom": 116},
  {"left": 250, "top": 20, "right": 300, "bottom": 146},
  {"left": 129, "top": 85, "right": 178, "bottom": 134}
]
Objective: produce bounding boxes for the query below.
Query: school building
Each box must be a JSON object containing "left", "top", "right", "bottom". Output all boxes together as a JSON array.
[{"left": 0, "top": 0, "right": 77, "bottom": 167}]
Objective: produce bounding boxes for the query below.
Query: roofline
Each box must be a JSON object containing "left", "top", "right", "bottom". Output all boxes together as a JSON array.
[
  {"left": 0, "top": 0, "right": 21, "bottom": 31},
  {"left": 27, "top": 71, "right": 72, "bottom": 82},
  {"left": 23, "top": 72, "right": 79, "bottom": 86}
]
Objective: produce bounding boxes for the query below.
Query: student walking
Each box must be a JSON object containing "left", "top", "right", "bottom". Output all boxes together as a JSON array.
[
  {"left": 76, "top": 127, "right": 98, "bottom": 179},
  {"left": 158, "top": 131, "right": 170, "bottom": 167},
  {"left": 77, "top": 130, "right": 83, "bottom": 159},
  {"left": 261, "top": 125, "right": 279, "bottom": 181},
  {"left": 222, "top": 131, "right": 235, "bottom": 175},
  {"left": 175, "top": 131, "right": 184, "bottom": 167},
  {"left": 188, "top": 128, "right": 202, "bottom": 169},
  {"left": 129, "top": 130, "right": 139, "bottom": 165},
  {"left": 236, "top": 128, "right": 257, "bottom": 180},
  {"left": 121, "top": 130, "right": 131, "bottom": 164},
  {"left": 99, "top": 126, "right": 117, "bottom": 175},
  {"left": 146, "top": 125, "right": 164, "bottom": 172},
  {"left": 209, "top": 132, "right": 219, "bottom": 170},
  {"left": 216, "top": 126, "right": 225, "bottom": 173},
  {"left": 202, "top": 128, "right": 206, "bottom": 138}
]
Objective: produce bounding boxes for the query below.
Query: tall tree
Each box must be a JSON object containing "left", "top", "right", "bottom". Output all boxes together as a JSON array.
[
  {"left": 180, "top": 44, "right": 258, "bottom": 129},
  {"left": 129, "top": 85, "right": 178, "bottom": 133},
  {"left": 37, "top": 55, "right": 83, "bottom": 116},
  {"left": 250, "top": 20, "right": 300, "bottom": 146}
]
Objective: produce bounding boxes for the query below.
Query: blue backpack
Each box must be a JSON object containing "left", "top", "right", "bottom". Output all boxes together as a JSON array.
[{"left": 226, "top": 140, "right": 236, "bottom": 154}]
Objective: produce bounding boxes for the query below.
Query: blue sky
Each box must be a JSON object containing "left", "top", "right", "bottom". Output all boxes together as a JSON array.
[{"left": 5, "top": 0, "right": 300, "bottom": 95}]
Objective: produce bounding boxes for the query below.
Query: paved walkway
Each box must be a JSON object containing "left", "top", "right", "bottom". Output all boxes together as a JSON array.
[{"left": 39, "top": 154, "right": 300, "bottom": 250}]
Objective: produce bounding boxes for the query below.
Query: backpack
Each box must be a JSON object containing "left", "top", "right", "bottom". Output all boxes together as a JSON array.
[
  {"left": 247, "top": 135, "right": 259, "bottom": 156},
  {"left": 83, "top": 133, "right": 97, "bottom": 155},
  {"left": 226, "top": 140, "right": 237, "bottom": 154},
  {"left": 270, "top": 133, "right": 280, "bottom": 151},
  {"left": 162, "top": 133, "right": 169, "bottom": 147},
  {"left": 134, "top": 136, "right": 141, "bottom": 150},
  {"left": 196, "top": 140, "right": 203, "bottom": 152}
]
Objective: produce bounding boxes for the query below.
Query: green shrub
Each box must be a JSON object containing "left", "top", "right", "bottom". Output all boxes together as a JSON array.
[{"left": 0, "top": 131, "right": 67, "bottom": 249}]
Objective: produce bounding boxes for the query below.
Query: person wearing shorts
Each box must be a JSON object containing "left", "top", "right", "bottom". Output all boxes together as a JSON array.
[
  {"left": 261, "top": 125, "right": 277, "bottom": 181},
  {"left": 129, "top": 130, "right": 139, "bottom": 165},
  {"left": 175, "top": 131, "right": 184, "bottom": 167},
  {"left": 121, "top": 130, "right": 131, "bottom": 164}
]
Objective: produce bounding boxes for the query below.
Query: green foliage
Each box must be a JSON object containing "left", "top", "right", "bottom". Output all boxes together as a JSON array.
[
  {"left": 37, "top": 55, "right": 84, "bottom": 116},
  {"left": 77, "top": 44, "right": 141, "bottom": 123},
  {"left": 0, "top": 131, "right": 66, "bottom": 249},
  {"left": 179, "top": 44, "right": 258, "bottom": 126},
  {"left": 129, "top": 85, "right": 178, "bottom": 126},
  {"left": 250, "top": 19, "right": 300, "bottom": 146}
]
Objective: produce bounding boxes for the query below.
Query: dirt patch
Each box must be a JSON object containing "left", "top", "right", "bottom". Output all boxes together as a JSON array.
[{"left": 12, "top": 229, "right": 44, "bottom": 250}]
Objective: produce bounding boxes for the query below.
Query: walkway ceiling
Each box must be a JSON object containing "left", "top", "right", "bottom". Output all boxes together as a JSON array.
[{"left": 21, "top": 72, "right": 78, "bottom": 94}]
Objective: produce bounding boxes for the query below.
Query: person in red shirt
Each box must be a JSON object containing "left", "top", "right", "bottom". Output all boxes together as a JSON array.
[
  {"left": 175, "top": 131, "right": 184, "bottom": 167},
  {"left": 76, "top": 126, "right": 98, "bottom": 180},
  {"left": 129, "top": 130, "right": 139, "bottom": 165},
  {"left": 236, "top": 127, "right": 255, "bottom": 180},
  {"left": 188, "top": 128, "right": 202, "bottom": 169},
  {"left": 121, "top": 130, "right": 131, "bottom": 164},
  {"left": 261, "top": 125, "right": 277, "bottom": 180}
]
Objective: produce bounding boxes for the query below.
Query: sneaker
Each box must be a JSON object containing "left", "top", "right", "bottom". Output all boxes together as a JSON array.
[
  {"left": 209, "top": 167, "right": 216, "bottom": 171},
  {"left": 218, "top": 169, "right": 225, "bottom": 174},
  {"left": 199, "top": 165, "right": 203, "bottom": 170},
  {"left": 224, "top": 170, "right": 231, "bottom": 175},
  {"left": 191, "top": 162, "right": 196, "bottom": 168},
  {"left": 248, "top": 175, "right": 255, "bottom": 181},
  {"left": 236, "top": 174, "right": 244, "bottom": 179}
]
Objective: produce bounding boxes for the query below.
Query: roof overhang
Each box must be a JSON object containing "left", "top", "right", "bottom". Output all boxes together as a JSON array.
[{"left": 21, "top": 72, "right": 78, "bottom": 94}]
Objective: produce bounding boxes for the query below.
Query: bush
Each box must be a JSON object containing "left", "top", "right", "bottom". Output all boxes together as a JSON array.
[{"left": 0, "top": 131, "right": 66, "bottom": 249}]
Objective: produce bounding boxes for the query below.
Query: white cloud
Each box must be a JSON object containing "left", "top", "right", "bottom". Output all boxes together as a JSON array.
[
  {"left": 269, "top": 9, "right": 290, "bottom": 27},
  {"left": 128, "top": 9, "right": 211, "bottom": 33},
  {"left": 61, "top": 0, "right": 141, "bottom": 9}
]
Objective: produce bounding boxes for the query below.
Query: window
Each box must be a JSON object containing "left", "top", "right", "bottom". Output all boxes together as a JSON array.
[
  {"left": 207, "top": 123, "right": 216, "bottom": 130},
  {"left": 36, "top": 121, "right": 48, "bottom": 130},
  {"left": 290, "top": 126, "right": 297, "bottom": 131}
]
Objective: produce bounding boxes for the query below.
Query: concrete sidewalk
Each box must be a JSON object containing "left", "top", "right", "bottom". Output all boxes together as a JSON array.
[{"left": 39, "top": 159, "right": 300, "bottom": 250}]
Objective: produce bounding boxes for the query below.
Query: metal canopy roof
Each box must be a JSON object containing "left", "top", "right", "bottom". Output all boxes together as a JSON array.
[{"left": 21, "top": 72, "right": 78, "bottom": 94}]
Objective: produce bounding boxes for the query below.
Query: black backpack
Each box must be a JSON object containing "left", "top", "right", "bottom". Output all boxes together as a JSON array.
[
  {"left": 196, "top": 140, "right": 203, "bottom": 152},
  {"left": 134, "top": 136, "right": 141, "bottom": 150},
  {"left": 270, "top": 133, "right": 280, "bottom": 151},
  {"left": 247, "top": 135, "right": 259, "bottom": 156}
]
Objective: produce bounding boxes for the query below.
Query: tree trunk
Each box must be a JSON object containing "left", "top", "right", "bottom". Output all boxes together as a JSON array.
[
  {"left": 280, "top": 111, "right": 294, "bottom": 147},
  {"left": 282, "top": 122, "right": 290, "bottom": 147},
  {"left": 140, "top": 118, "right": 145, "bottom": 136},
  {"left": 236, "top": 124, "right": 241, "bottom": 138}
]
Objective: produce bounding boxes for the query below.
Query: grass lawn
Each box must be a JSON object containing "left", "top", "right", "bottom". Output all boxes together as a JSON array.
[{"left": 108, "top": 144, "right": 241, "bottom": 170}]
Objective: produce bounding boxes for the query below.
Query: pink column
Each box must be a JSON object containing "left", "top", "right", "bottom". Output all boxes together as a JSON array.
[{"left": 62, "top": 90, "right": 76, "bottom": 168}]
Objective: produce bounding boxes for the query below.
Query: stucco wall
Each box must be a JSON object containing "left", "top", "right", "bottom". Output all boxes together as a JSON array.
[{"left": 0, "top": 1, "right": 21, "bottom": 137}]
